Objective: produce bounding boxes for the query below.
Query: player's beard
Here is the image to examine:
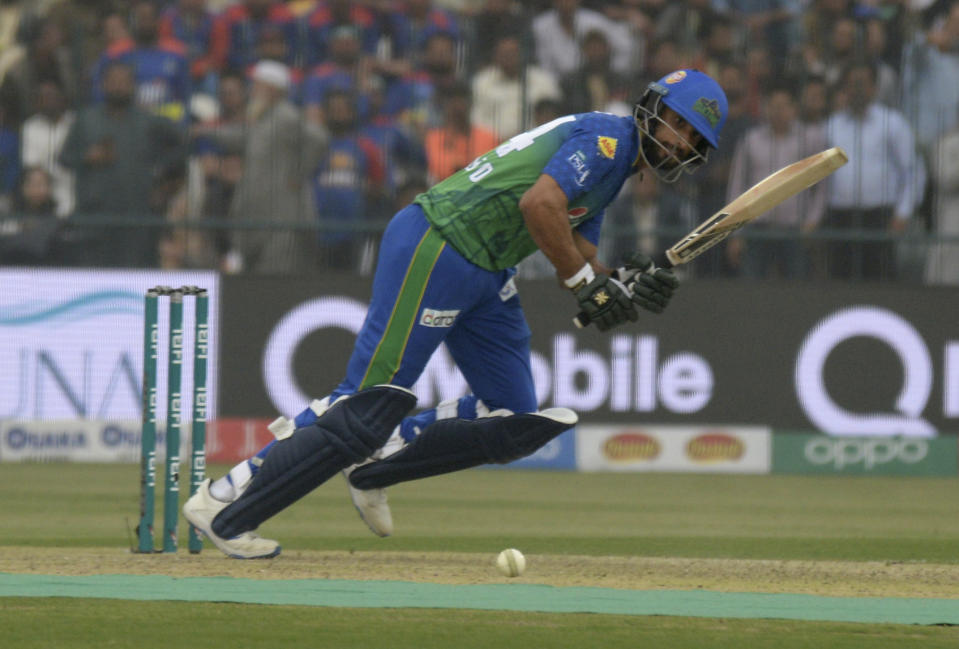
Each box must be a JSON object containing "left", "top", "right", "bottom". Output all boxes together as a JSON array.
[{"left": 643, "top": 138, "right": 680, "bottom": 173}]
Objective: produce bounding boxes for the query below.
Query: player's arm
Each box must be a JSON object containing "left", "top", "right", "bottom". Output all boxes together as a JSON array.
[
  {"left": 519, "top": 174, "right": 590, "bottom": 281},
  {"left": 572, "top": 230, "right": 613, "bottom": 276},
  {"left": 520, "top": 174, "right": 637, "bottom": 331}
]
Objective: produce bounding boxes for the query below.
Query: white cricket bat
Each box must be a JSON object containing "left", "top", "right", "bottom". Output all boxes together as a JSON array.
[{"left": 574, "top": 146, "right": 848, "bottom": 328}]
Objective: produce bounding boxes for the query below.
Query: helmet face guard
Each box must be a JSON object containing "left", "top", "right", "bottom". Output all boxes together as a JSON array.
[{"left": 634, "top": 85, "right": 711, "bottom": 184}]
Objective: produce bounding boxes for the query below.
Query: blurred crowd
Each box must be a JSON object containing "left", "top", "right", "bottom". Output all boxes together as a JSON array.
[{"left": 0, "top": 0, "right": 957, "bottom": 282}]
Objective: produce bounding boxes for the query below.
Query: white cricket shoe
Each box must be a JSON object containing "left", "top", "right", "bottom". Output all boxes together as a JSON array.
[
  {"left": 341, "top": 425, "right": 411, "bottom": 537},
  {"left": 342, "top": 464, "right": 393, "bottom": 537},
  {"left": 183, "top": 479, "right": 281, "bottom": 559},
  {"left": 270, "top": 409, "right": 396, "bottom": 537}
]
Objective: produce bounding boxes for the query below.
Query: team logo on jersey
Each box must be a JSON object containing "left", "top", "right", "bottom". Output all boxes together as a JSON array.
[
  {"left": 693, "top": 97, "right": 722, "bottom": 128},
  {"left": 567, "top": 151, "right": 590, "bottom": 185},
  {"left": 567, "top": 207, "right": 588, "bottom": 219},
  {"left": 419, "top": 308, "right": 460, "bottom": 327},
  {"left": 664, "top": 71, "right": 687, "bottom": 84},
  {"left": 597, "top": 136, "right": 618, "bottom": 159}
]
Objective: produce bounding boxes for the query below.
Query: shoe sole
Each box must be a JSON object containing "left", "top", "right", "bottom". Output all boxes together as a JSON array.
[
  {"left": 191, "top": 525, "right": 282, "bottom": 560},
  {"left": 183, "top": 499, "right": 282, "bottom": 560}
]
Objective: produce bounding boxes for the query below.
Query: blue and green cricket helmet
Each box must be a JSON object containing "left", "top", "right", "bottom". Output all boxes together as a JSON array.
[{"left": 650, "top": 69, "right": 727, "bottom": 149}]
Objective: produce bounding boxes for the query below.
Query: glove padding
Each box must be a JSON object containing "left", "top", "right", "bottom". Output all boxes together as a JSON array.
[
  {"left": 623, "top": 252, "right": 680, "bottom": 314},
  {"left": 574, "top": 273, "right": 638, "bottom": 332}
]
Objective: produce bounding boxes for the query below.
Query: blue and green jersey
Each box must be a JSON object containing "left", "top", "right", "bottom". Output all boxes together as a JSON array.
[{"left": 415, "top": 112, "right": 641, "bottom": 271}]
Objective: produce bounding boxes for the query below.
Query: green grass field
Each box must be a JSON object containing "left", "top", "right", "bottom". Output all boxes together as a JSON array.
[{"left": 1, "top": 464, "right": 957, "bottom": 648}]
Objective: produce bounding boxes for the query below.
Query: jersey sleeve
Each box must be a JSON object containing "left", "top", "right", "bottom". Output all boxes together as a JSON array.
[
  {"left": 541, "top": 125, "right": 626, "bottom": 203},
  {"left": 574, "top": 209, "right": 604, "bottom": 246}
]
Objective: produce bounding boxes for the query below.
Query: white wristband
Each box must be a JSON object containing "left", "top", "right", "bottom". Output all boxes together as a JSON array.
[{"left": 563, "top": 263, "right": 595, "bottom": 291}]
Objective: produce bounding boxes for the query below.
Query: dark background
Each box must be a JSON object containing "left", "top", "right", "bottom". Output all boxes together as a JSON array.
[{"left": 219, "top": 275, "right": 959, "bottom": 434}]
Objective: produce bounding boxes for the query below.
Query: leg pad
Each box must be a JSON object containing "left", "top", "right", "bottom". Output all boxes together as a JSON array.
[
  {"left": 212, "top": 386, "right": 415, "bottom": 537},
  {"left": 349, "top": 408, "right": 576, "bottom": 489}
]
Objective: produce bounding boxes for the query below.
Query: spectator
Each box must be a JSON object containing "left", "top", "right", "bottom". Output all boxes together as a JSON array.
[
  {"left": 900, "top": 1, "right": 959, "bottom": 155},
  {"left": 305, "top": 0, "right": 380, "bottom": 66},
  {"left": 163, "top": 71, "right": 249, "bottom": 270},
  {"left": 725, "top": 84, "right": 828, "bottom": 279},
  {"left": 253, "top": 22, "right": 305, "bottom": 92},
  {"left": 424, "top": 81, "right": 498, "bottom": 183},
  {"left": 560, "top": 29, "right": 631, "bottom": 116},
  {"left": 824, "top": 62, "right": 926, "bottom": 280},
  {"left": 743, "top": 45, "right": 774, "bottom": 118},
  {"left": 925, "top": 113, "right": 959, "bottom": 284},
  {"left": 159, "top": 0, "right": 218, "bottom": 88},
  {"left": 863, "top": 18, "right": 899, "bottom": 108},
  {"left": 694, "top": 15, "right": 739, "bottom": 81},
  {"left": 858, "top": 0, "right": 911, "bottom": 70},
  {"left": 219, "top": 61, "right": 327, "bottom": 274},
  {"left": 59, "top": 61, "right": 186, "bottom": 268},
  {"left": 312, "top": 88, "right": 385, "bottom": 273},
  {"left": 471, "top": 34, "right": 561, "bottom": 139},
  {"left": 193, "top": 69, "right": 248, "bottom": 228},
  {"left": 384, "top": 31, "right": 461, "bottom": 138},
  {"left": 41, "top": 1, "right": 117, "bottom": 70},
  {"left": 361, "top": 77, "right": 428, "bottom": 195},
  {"left": 466, "top": 0, "right": 526, "bottom": 72},
  {"left": 98, "top": 11, "right": 135, "bottom": 56},
  {"left": 290, "top": 0, "right": 319, "bottom": 16},
  {"left": 387, "top": 0, "right": 462, "bottom": 65},
  {"left": 0, "top": 18, "right": 76, "bottom": 128},
  {"left": 726, "top": 0, "right": 799, "bottom": 71},
  {"left": 532, "top": 97, "right": 563, "bottom": 126},
  {"left": 210, "top": 0, "right": 299, "bottom": 72},
  {"left": 21, "top": 79, "right": 74, "bottom": 217},
  {"left": 651, "top": 0, "right": 723, "bottom": 58},
  {"left": 798, "top": 74, "right": 829, "bottom": 126},
  {"left": 16, "top": 166, "right": 57, "bottom": 217},
  {"left": 799, "top": 0, "right": 853, "bottom": 63},
  {"left": 92, "top": 2, "right": 191, "bottom": 124},
  {"left": 532, "top": 0, "right": 634, "bottom": 77},
  {"left": 0, "top": 105, "right": 19, "bottom": 215},
  {"left": 0, "top": 0, "right": 27, "bottom": 55},
  {"left": 644, "top": 37, "right": 689, "bottom": 81},
  {"left": 0, "top": 166, "right": 59, "bottom": 265},
  {"left": 800, "top": 16, "right": 859, "bottom": 94},
  {"left": 304, "top": 25, "right": 377, "bottom": 127}
]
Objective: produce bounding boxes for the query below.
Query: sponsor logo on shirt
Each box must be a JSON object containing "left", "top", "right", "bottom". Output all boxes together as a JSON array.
[
  {"left": 566, "top": 150, "right": 590, "bottom": 186},
  {"left": 597, "top": 136, "right": 617, "bottom": 159},
  {"left": 419, "top": 308, "right": 460, "bottom": 327}
]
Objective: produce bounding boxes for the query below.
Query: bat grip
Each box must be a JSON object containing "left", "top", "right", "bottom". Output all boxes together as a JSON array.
[{"left": 572, "top": 252, "right": 672, "bottom": 329}]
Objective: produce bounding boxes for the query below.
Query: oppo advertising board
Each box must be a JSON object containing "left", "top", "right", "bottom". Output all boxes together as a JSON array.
[
  {"left": 0, "top": 269, "right": 218, "bottom": 458},
  {"left": 218, "top": 276, "right": 959, "bottom": 436}
]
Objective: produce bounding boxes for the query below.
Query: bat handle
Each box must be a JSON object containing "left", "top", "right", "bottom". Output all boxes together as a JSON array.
[{"left": 571, "top": 254, "right": 671, "bottom": 328}]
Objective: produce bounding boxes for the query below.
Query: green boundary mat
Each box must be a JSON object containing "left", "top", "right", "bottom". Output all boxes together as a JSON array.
[{"left": 2, "top": 573, "right": 957, "bottom": 625}]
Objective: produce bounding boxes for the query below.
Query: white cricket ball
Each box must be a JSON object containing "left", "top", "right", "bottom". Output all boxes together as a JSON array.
[{"left": 496, "top": 548, "right": 526, "bottom": 577}]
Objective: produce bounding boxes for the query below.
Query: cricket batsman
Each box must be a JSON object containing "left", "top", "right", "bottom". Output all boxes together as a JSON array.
[{"left": 185, "top": 69, "right": 728, "bottom": 558}]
